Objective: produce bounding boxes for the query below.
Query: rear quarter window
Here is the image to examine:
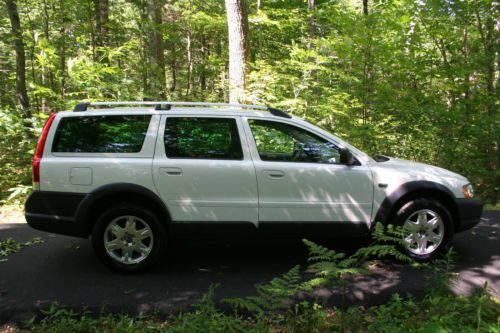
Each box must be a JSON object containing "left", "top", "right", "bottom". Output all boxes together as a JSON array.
[{"left": 52, "top": 115, "right": 151, "bottom": 153}]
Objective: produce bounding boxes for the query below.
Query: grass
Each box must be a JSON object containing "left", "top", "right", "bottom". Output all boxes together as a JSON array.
[
  {"left": 0, "top": 287, "right": 497, "bottom": 333},
  {"left": 484, "top": 203, "right": 500, "bottom": 211}
]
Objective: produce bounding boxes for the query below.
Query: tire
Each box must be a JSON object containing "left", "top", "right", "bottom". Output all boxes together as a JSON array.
[
  {"left": 393, "top": 197, "right": 454, "bottom": 261},
  {"left": 91, "top": 204, "right": 167, "bottom": 273}
]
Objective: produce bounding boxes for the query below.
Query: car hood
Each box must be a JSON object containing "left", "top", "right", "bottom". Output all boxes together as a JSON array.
[{"left": 369, "top": 156, "right": 468, "bottom": 195}]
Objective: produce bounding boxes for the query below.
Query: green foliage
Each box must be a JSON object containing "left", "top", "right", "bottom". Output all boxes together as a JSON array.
[
  {"left": 350, "top": 223, "right": 414, "bottom": 264},
  {"left": 224, "top": 265, "right": 302, "bottom": 317},
  {"left": 0, "top": 237, "right": 43, "bottom": 258},
  {"left": 302, "top": 239, "right": 369, "bottom": 291},
  {"left": 16, "top": 282, "right": 500, "bottom": 333},
  {"left": 302, "top": 223, "right": 414, "bottom": 291},
  {"left": 0, "top": 110, "right": 39, "bottom": 203},
  {"left": 0, "top": 0, "right": 498, "bottom": 203},
  {"left": 26, "top": 303, "right": 167, "bottom": 333},
  {"left": 360, "top": 286, "right": 500, "bottom": 333},
  {"left": 25, "top": 287, "right": 260, "bottom": 333},
  {"left": 226, "top": 224, "right": 413, "bottom": 321},
  {"left": 421, "top": 248, "right": 460, "bottom": 296},
  {"left": 165, "top": 284, "right": 255, "bottom": 333}
]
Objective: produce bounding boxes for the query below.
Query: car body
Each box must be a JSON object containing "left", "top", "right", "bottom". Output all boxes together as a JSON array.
[{"left": 25, "top": 102, "right": 483, "bottom": 272}]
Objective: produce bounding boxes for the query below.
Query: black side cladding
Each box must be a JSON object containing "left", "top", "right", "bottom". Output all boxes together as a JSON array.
[{"left": 25, "top": 191, "right": 88, "bottom": 237}]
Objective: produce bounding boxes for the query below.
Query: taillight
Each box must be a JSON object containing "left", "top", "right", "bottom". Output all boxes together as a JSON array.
[{"left": 32, "top": 113, "right": 57, "bottom": 190}]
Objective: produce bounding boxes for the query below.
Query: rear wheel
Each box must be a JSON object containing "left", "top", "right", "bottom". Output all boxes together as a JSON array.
[
  {"left": 92, "top": 204, "right": 166, "bottom": 273},
  {"left": 393, "top": 198, "right": 453, "bottom": 261}
]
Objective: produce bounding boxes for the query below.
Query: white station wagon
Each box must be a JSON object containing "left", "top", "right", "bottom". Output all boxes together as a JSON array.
[{"left": 25, "top": 102, "right": 483, "bottom": 272}]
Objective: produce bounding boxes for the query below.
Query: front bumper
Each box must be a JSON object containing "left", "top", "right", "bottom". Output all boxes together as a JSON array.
[{"left": 455, "top": 198, "right": 483, "bottom": 232}]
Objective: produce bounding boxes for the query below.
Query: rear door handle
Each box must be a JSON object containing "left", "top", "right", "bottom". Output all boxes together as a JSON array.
[
  {"left": 161, "top": 167, "right": 182, "bottom": 176},
  {"left": 263, "top": 170, "right": 285, "bottom": 179}
]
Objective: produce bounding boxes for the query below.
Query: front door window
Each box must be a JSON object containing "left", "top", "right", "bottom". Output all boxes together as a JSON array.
[{"left": 248, "top": 119, "right": 342, "bottom": 164}]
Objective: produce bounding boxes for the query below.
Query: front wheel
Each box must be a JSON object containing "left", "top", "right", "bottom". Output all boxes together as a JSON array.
[
  {"left": 92, "top": 204, "right": 166, "bottom": 273},
  {"left": 393, "top": 198, "right": 454, "bottom": 261}
]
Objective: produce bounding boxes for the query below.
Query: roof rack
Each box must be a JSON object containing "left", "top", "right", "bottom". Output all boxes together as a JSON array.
[{"left": 73, "top": 101, "right": 291, "bottom": 118}]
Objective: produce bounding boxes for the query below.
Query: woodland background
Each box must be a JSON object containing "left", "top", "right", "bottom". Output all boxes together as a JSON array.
[{"left": 0, "top": 0, "right": 498, "bottom": 204}]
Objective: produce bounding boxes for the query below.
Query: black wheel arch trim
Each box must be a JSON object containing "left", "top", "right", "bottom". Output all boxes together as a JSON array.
[
  {"left": 374, "top": 180, "right": 459, "bottom": 227},
  {"left": 75, "top": 183, "right": 172, "bottom": 233}
]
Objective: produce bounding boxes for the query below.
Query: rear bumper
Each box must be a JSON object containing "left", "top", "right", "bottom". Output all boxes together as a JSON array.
[
  {"left": 455, "top": 198, "right": 483, "bottom": 232},
  {"left": 25, "top": 191, "right": 88, "bottom": 238}
]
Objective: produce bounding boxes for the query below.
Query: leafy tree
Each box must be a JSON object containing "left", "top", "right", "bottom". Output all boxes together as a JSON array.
[{"left": 0, "top": 0, "right": 497, "bottom": 203}]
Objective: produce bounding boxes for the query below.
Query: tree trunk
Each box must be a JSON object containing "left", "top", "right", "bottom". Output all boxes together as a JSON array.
[
  {"left": 60, "top": 26, "right": 67, "bottom": 109},
  {"left": 147, "top": 0, "right": 166, "bottom": 99},
  {"left": 170, "top": 42, "right": 177, "bottom": 92},
  {"left": 94, "top": 0, "right": 109, "bottom": 61},
  {"left": 138, "top": 7, "right": 149, "bottom": 98},
  {"left": 461, "top": 23, "right": 471, "bottom": 120},
  {"left": 225, "top": 0, "right": 249, "bottom": 103},
  {"left": 4, "top": 0, "right": 31, "bottom": 116},
  {"left": 186, "top": 30, "right": 193, "bottom": 97},
  {"left": 41, "top": 0, "right": 56, "bottom": 93},
  {"left": 361, "top": 0, "right": 372, "bottom": 125},
  {"left": 88, "top": 0, "right": 96, "bottom": 61},
  {"left": 23, "top": 8, "right": 39, "bottom": 112},
  {"left": 200, "top": 34, "right": 207, "bottom": 92}
]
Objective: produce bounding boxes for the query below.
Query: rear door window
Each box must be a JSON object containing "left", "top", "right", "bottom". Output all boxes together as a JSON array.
[
  {"left": 52, "top": 115, "right": 151, "bottom": 153},
  {"left": 164, "top": 117, "right": 243, "bottom": 160}
]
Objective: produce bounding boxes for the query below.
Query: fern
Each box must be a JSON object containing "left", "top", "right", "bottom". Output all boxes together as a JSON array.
[
  {"left": 372, "top": 223, "right": 409, "bottom": 246},
  {"left": 223, "top": 265, "right": 302, "bottom": 316},
  {"left": 224, "top": 224, "right": 416, "bottom": 319},
  {"left": 302, "top": 240, "right": 364, "bottom": 289},
  {"left": 302, "top": 223, "right": 414, "bottom": 289},
  {"left": 350, "top": 223, "right": 414, "bottom": 264},
  {"left": 350, "top": 244, "right": 413, "bottom": 264},
  {"left": 303, "top": 239, "right": 346, "bottom": 263},
  {"left": 422, "top": 248, "right": 458, "bottom": 295}
]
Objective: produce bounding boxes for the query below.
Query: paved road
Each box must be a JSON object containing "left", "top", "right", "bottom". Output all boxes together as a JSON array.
[{"left": 0, "top": 212, "right": 498, "bottom": 323}]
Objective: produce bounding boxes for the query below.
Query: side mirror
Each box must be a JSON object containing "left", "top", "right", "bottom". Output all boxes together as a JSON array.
[{"left": 340, "top": 148, "right": 357, "bottom": 166}]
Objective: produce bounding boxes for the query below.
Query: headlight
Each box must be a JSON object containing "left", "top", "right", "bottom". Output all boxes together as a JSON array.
[{"left": 462, "top": 183, "right": 474, "bottom": 198}]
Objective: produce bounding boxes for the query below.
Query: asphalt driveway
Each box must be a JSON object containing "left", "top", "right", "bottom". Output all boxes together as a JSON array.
[{"left": 0, "top": 211, "right": 498, "bottom": 323}]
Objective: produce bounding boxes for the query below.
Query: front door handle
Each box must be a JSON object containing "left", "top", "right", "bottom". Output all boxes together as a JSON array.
[
  {"left": 161, "top": 167, "right": 182, "bottom": 176},
  {"left": 263, "top": 170, "right": 285, "bottom": 179}
]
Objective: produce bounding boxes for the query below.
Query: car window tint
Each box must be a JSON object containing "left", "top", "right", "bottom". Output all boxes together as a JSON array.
[
  {"left": 52, "top": 115, "right": 151, "bottom": 153},
  {"left": 164, "top": 117, "right": 243, "bottom": 160},
  {"left": 248, "top": 119, "right": 341, "bottom": 164}
]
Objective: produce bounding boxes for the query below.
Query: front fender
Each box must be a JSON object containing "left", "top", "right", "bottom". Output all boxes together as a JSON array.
[{"left": 374, "top": 181, "right": 458, "bottom": 226}]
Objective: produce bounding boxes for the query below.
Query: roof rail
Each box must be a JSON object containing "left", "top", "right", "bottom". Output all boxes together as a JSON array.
[{"left": 72, "top": 101, "right": 292, "bottom": 118}]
